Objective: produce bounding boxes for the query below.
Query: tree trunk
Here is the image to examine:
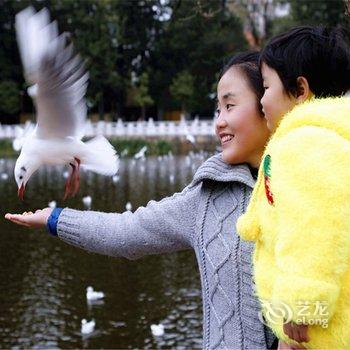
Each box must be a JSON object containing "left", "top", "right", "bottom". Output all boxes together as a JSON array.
[{"left": 141, "top": 105, "right": 146, "bottom": 120}]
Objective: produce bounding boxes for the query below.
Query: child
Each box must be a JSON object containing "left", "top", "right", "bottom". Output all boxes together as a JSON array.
[
  {"left": 5, "top": 52, "right": 278, "bottom": 349},
  {"left": 237, "top": 26, "right": 350, "bottom": 349}
]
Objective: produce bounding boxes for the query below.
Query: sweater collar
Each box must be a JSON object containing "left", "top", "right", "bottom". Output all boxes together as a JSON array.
[{"left": 191, "top": 153, "right": 256, "bottom": 189}]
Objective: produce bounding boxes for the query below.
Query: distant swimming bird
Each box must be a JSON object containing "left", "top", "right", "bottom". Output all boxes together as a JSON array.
[
  {"left": 125, "top": 202, "right": 132, "bottom": 211},
  {"left": 186, "top": 133, "right": 196, "bottom": 145},
  {"left": 82, "top": 195, "right": 92, "bottom": 208},
  {"left": 14, "top": 7, "right": 119, "bottom": 200},
  {"left": 86, "top": 286, "right": 105, "bottom": 301},
  {"left": 150, "top": 323, "right": 165, "bottom": 337},
  {"left": 134, "top": 146, "right": 147, "bottom": 160},
  {"left": 81, "top": 318, "right": 95, "bottom": 335},
  {"left": 48, "top": 200, "right": 56, "bottom": 208},
  {"left": 120, "top": 149, "right": 129, "bottom": 157}
]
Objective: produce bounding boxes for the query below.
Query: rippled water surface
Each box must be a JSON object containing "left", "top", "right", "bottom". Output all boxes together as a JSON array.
[{"left": 0, "top": 154, "right": 210, "bottom": 349}]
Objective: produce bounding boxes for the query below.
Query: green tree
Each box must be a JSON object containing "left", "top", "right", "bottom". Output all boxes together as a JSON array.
[
  {"left": 49, "top": 0, "right": 124, "bottom": 118},
  {"left": 169, "top": 70, "right": 194, "bottom": 115},
  {"left": 151, "top": 0, "right": 247, "bottom": 117},
  {"left": 0, "top": 80, "right": 20, "bottom": 115},
  {"left": 289, "top": 0, "right": 347, "bottom": 27},
  {"left": 269, "top": 0, "right": 349, "bottom": 39},
  {"left": 0, "top": 0, "right": 248, "bottom": 121},
  {"left": 132, "top": 72, "right": 154, "bottom": 120}
]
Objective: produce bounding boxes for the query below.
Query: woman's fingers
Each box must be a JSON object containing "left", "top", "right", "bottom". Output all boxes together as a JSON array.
[
  {"left": 5, "top": 214, "right": 30, "bottom": 226},
  {"left": 5, "top": 208, "right": 52, "bottom": 228}
]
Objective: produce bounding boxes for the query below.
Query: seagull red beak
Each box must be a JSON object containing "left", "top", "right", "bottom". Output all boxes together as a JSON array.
[{"left": 18, "top": 183, "right": 25, "bottom": 200}]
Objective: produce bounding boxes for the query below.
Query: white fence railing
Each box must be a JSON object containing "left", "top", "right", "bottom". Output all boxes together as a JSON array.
[{"left": 0, "top": 118, "right": 216, "bottom": 139}]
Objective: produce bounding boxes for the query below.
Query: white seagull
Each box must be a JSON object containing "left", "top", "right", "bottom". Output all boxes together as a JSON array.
[
  {"left": 81, "top": 318, "right": 95, "bottom": 335},
  {"left": 82, "top": 195, "right": 92, "bottom": 208},
  {"left": 134, "top": 146, "right": 147, "bottom": 160},
  {"left": 14, "top": 7, "right": 119, "bottom": 199},
  {"left": 86, "top": 286, "right": 105, "bottom": 301},
  {"left": 125, "top": 201, "right": 133, "bottom": 211},
  {"left": 150, "top": 323, "right": 165, "bottom": 337}
]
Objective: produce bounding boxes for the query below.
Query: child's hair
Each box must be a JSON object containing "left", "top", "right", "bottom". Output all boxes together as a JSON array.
[
  {"left": 260, "top": 25, "right": 350, "bottom": 98},
  {"left": 219, "top": 51, "right": 264, "bottom": 113}
]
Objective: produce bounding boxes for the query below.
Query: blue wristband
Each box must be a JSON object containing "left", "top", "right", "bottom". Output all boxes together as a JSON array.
[{"left": 46, "top": 207, "right": 63, "bottom": 236}]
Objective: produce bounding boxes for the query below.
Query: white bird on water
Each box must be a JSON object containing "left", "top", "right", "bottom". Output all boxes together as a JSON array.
[
  {"left": 186, "top": 133, "right": 196, "bottom": 145},
  {"left": 150, "top": 323, "right": 165, "bottom": 337},
  {"left": 82, "top": 195, "right": 92, "bottom": 208},
  {"left": 14, "top": 7, "right": 119, "bottom": 200},
  {"left": 86, "top": 286, "right": 105, "bottom": 301},
  {"left": 81, "top": 318, "right": 95, "bottom": 335},
  {"left": 125, "top": 202, "right": 133, "bottom": 211},
  {"left": 48, "top": 200, "right": 56, "bottom": 208},
  {"left": 134, "top": 146, "right": 147, "bottom": 160}
]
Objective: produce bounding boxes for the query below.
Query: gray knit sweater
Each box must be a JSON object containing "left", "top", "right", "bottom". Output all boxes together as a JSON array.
[{"left": 57, "top": 154, "right": 276, "bottom": 349}]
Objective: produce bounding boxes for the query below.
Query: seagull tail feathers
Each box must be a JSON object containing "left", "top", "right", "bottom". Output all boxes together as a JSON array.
[{"left": 82, "top": 136, "right": 119, "bottom": 176}]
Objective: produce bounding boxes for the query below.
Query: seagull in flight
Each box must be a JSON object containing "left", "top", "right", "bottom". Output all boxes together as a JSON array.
[{"left": 15, "top": 7, "right": 119, "bottom": 199}]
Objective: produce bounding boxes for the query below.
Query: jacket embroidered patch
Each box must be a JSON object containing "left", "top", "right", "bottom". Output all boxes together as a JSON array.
[{"left": 263, "top": 155, "right": 274, "bottom": 205}]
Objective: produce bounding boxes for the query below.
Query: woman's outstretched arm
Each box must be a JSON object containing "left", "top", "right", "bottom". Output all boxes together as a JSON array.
[{"left": 5, "top": 183, "right": 201, "bottom": 260}]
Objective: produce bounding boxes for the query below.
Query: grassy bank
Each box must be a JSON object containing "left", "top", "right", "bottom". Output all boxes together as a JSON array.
[{"left": 0, "top": 136, "right": 218, "bottom": 158}]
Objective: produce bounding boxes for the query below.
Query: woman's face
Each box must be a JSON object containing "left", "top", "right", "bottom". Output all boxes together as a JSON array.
[{"left": 216, "top": 66, "right": 270, "bottom": 168}]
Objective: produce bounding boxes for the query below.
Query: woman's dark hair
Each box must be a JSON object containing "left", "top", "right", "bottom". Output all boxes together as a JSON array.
[
  {"left": 260, "top": 25, "right": 350, "bottom": 98},
  {"left": 220, "top": 51, "right": 265, "bottom": 111}
]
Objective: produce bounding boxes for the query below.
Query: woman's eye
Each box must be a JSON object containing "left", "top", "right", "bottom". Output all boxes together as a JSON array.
[
  {"left": 264, "top": 86, "right": 269, "bottom": 90},
  {"left": 226, "top": 104, "right": 235, "bottom": 110}
]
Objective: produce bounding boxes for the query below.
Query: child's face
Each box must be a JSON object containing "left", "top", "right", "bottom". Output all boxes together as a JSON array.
[
  {"left": 261, "top": 62, "right": 298, "bottom": 132},
  {"left": 216, "top": 67, "right": 270, "bottom": 168}
]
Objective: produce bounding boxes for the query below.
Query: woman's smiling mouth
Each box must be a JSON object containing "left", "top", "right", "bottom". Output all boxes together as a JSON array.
[{"left": 220, "top": 133, "right": 234, "bottom": 145}]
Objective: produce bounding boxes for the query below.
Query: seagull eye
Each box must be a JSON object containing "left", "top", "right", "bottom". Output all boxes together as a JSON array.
[{"left": 19, "top": 175, "right": 23, "bottom": 180}]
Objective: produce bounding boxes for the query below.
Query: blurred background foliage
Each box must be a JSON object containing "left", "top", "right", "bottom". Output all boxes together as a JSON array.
[{"left": 0, "top": 0, "right": 348, "bottom": 123}]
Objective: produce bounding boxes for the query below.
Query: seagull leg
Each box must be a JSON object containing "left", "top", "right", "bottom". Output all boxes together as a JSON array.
[
  {"left": 64, "top": 162, "right": 76, "bottom": 200},
  {"left": 72, "top": 158, "right": 81, "bottom": 196}
]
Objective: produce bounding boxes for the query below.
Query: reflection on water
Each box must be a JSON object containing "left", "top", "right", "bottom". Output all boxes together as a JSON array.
[{"left": 0, "top": 154, "right": 211, "bottom": 349}]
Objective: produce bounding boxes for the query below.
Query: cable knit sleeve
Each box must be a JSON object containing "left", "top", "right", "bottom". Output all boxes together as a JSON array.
[{"left": 56, "top": 183, "right": 200, "bottom": 260}]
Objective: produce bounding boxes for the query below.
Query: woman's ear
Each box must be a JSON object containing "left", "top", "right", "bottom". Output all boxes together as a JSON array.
[{"left": 296, "top": 76, "right": 313, "bottom": 103}]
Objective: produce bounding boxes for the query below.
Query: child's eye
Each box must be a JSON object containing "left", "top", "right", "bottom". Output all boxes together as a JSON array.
[
  {"left": 226, "top": 104, "right": 235, "bottom": 110},
  {"left": 264, "top": 86, "right": 269, "bottom": 90}
]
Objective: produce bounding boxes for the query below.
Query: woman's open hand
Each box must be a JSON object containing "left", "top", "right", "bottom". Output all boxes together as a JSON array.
[{"left": 4, "top": 208, "right": 53, "bottom": 228}]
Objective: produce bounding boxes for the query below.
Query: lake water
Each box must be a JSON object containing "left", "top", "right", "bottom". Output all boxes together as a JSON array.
[{"left": 0, "top": 154, "right": 210, "bottom": 349}]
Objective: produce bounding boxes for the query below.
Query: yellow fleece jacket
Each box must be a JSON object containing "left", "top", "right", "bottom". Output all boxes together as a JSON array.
[{"left": 237, "top": 97, "right": 350, "bottom": 349}]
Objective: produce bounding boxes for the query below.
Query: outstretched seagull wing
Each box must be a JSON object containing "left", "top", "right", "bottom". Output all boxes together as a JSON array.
[{"left": 15, "top": 7, "right": 88, "bottom": 140}]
